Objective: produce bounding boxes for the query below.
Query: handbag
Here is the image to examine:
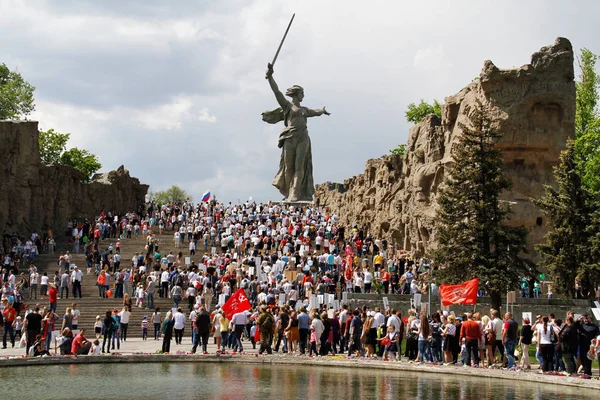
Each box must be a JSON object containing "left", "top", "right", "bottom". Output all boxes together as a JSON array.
[
  {"left": 550, "top": 329, "right": 558, "bottom": 344},
  {"left": 486, "top": 331, "right": 496, "bottom": 345}
]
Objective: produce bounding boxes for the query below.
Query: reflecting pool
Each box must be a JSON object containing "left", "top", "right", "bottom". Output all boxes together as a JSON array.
[{"left": 4, "top": 362, "right": 597, "bottom": 400}]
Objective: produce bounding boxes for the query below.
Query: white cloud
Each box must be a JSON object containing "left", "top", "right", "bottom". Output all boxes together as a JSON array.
[
  {"left": 198, "top": 108, "right": 217, "bottom": 123},
  {"left": 414, "top": 45, "right": 453, "bottom": 71}
]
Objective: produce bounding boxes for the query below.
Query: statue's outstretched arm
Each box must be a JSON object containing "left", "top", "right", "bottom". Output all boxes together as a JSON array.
[
  {"left": 266, "top": 63, "right": 287, "bottom": 109},
  {"left": 306, "top": 106, "right": 331, "bottom": 117}
]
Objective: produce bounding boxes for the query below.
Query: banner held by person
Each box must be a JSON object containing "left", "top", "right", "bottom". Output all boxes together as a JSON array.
[
  {"left": 221, "top": 288, "right": 251, "bottom": 319},
  {"left": 439, "top": 278, "right": 479, "bottom": 306}
]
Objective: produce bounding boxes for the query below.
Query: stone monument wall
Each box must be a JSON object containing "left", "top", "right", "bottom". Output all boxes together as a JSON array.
[
  {"left": 0, "top": 120, "right": 149, "bottom": 235},
  {"left": 315, "top": 38, "right": 576, "bottom": 258}
]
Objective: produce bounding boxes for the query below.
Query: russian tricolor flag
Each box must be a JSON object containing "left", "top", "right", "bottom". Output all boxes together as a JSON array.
[{"left": 201, "top": 190, "right": 211, "bottom": 202}]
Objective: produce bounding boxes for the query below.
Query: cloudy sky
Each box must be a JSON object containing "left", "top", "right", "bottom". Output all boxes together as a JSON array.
[{"left": 1, "top": 0, "right": 599, "bottom": 202}]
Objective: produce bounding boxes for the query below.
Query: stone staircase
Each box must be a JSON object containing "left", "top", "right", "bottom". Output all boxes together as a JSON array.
[{"left": 29, "top": 229, "right": 208, "bottom": 338}]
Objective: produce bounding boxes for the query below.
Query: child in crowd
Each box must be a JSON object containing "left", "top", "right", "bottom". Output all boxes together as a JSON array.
[
  {"left": 380, "top": 325, "right": 398, "bottom": 360},
  {"left": 459, "top": 339, "right": 467, "bottom": 365},
  {"left": 308, "top": 325, "right": 318, "bottom": 356},
  {"left": 89, "top": 339, "right": 101, "bottom": 355},
  {"left": 136, "top": 285, "right": 145, "bottom": 308},
  {"left": 14, "top": 316, "right": 22, "bottom": 340},
  {"left": 141, "top": 315, "right": 149, "bottom": 340},
  {"left": 94, "top": 315, "right": 103, "bottom": 339}
]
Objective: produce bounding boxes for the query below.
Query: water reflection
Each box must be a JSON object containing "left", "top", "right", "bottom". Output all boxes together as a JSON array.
[{"left": 1, "top": 362, "right": 596, "bottom": 400}]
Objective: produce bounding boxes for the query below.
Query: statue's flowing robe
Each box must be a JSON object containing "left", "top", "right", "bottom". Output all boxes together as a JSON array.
[{"left": 261, "top": 104, "right": 314, "bottom": 202}]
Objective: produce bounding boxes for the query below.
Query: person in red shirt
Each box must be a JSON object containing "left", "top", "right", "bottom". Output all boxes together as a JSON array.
[
  {"left": 2, "top": 302, "right": 17, "bottom": 348},
  {"left": 381, "top": 270, "right": 391, "bottom": 294},
  {"left": 48, "top": 284, "right": 58, "bottom": 313},
  {"left": 71, "top": 329, "right": 92, "bottom": 355},
  {"left": 460, "top": 312, "right": 482, "bottom": 367}
]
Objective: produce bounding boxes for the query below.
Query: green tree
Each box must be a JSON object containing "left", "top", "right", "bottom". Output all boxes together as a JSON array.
[
  {"left": 533, "top": 140, "right": 597, "bottom": 299},
  {"left": 151, "top": 185, "right": 190, "bottom": 204},
  {"left": 0, "top": 63, "right": 36, "bottom": 120},
  {"left": 574, "top": 48, "right": 600, "bottom": 192},
  {"left": 433, "top": 105, "right": 530, "bottom": 310},
  {"left": 59, "top": 147, "right": 102, "bottom": 182},
  {"left": 38, "top": 128, "right": 70, "bottom": 164},
  {"left": 405, "top": 99, "right": 442, "bottom": 124},
  {"left": 389, "top": 143, "right": 406, "bottom": 157}
]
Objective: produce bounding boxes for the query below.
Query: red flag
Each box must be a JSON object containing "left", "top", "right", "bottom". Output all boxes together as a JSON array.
[
  {"left": 221, "top": 288, "right": 251, "bottom": 320},
  {"left": 439, "top": 278, "right": 479, "bottom": 306}
]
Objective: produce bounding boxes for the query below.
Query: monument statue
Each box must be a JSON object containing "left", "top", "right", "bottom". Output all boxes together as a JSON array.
[{"left": 261, "top": 14, "right": 330, "bottom": 202}]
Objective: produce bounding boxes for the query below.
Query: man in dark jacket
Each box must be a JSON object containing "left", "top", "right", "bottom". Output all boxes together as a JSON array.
[
  {"left": 192, "top": 306, "right": 211, "bottom": 354},
  {"left": 576, "top": 314, "right": 599, "bottom": 376},
  {"left": 559, "top": 316, "right": 579, "bottom": 374}
]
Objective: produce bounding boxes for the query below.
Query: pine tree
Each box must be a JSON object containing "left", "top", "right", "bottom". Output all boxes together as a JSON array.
[
  {"left": 533, "top": 140, "right": 596, "bottom": 298},
  {"left": 433, "top": 105, "right": 530, "bottom": 311}
]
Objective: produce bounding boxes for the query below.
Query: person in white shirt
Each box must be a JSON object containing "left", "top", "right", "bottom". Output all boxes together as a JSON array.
[
  {"left": 230, "top": 311, "right": 249, "bottom": 352},
  {"left": 353, "top": 274, "right": 363, "bottom": 293},
  {"left": 363, "top": 269, "right": 373, "bottom": 293},
  {"left": 40, "top": 273, "right": 49, "bottom": 298},
  {"left": 311, "top": 313, "right": 325, "bottom": 348},
  {"left": 173, "top": 307, "right": 187, "bottom": 345},
  {"left": 536, "top": 315, "right": 558, "bottom": 372},
  {"left": 119, "top": 307, "right": 131, "bottom": 341},
  {"left": 71, "top": 266, "right": 83, "bottom": 298},
  {"left": 29, "top": 270, "right": 39, "bottom": 299},
  {"left": 373, "top": 308, "right": 385, "bottom": 327},
  {"left": 160, "top": 270, "right": 170, "bottom": 299},
  {"left": 89, "top": 339, "right": 102, "bottom": 355}
]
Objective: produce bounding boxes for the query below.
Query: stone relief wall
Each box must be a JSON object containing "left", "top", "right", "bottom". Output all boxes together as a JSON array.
[
  {"left": 315, "top": 38, "right": 575, "bottom": 258},
  {"left": 0, "top": 120, "right": 148, "bottom": 234}
]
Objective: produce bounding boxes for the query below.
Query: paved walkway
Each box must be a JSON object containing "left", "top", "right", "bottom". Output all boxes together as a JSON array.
[{"left": 0, "top": 335, "right": 266, "bottom": 357}]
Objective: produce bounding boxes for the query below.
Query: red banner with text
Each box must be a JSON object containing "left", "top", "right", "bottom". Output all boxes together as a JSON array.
[
  {"left": 222, "top": 288, "right": 252, "bottom": 320},
  {"left": 439, "top": 278, "right": 479, "bottom": 306}
]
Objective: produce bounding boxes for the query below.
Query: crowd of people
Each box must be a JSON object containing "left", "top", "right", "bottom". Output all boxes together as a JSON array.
[
  {"left": 1, "top": 199, "right": 600, "bottom": 382},
  {"left": 175, "top": 305, "right": 600, "bottom": 378}
]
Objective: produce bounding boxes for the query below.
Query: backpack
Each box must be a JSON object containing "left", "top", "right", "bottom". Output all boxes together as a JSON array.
[
  {"left": 111, "top": 317, "right": 119, "bottom": 332},
  {"left": 261, "top": 314, "right": 273, "bottom": 331},
  {"left": 175, "top": 274, "right": 183, "bottom": 288}
]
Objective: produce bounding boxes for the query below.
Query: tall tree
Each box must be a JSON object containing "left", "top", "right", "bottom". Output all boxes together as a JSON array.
[
  {"left": 433, "top": 105, "right": 530, "bottom": 310},
  {"left": 405, "top": 99, "right": 442, "bottom": 124},
  {"left": 0, "top": 63, "right": 36, "bottom": 120},
  {"left": 574, "top": 48, "right": 600, "bottom": 192},
  {"left": 533, "top": 140, "right": 597, "bottom": 298},
  {"left": 150, "top": 185, "right": 191, "bottom": 204},
  {"left": 59, "top": 147, "right": 102, "bottom": 182},
  {"left": 38, "top": 128, "right": 70, "bottom": 164}
]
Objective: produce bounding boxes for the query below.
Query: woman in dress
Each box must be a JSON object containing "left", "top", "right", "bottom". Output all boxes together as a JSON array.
[
  {"left": 263, "top": 64, "right": 330, "bottom": 202},
  {"left": 286, "top": 311, "right": 300, "bottom": 354},
  {"left": 441, "top": 315, "right": 456, "bottom": 364},
  {"left": 482, "top": 315, "right": 495, "bottom": 367},
  {"left": 203, "top": 282, "right": 214, "bottom": 312}
]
